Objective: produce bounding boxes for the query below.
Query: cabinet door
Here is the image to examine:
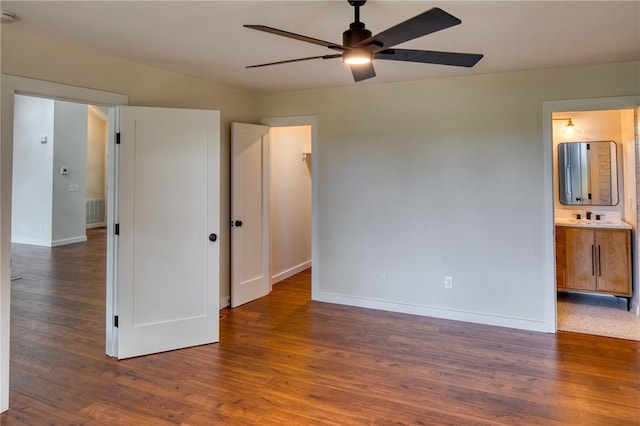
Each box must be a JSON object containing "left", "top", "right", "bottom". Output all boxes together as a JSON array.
[
  {"left": 596, "top": 229, "right": 631, "bottom": 295},
  {"left": 565, "top": 228, "right": 596, "bottom": 291},
  {"left": 555, "top": 227, "right": 566, "bottom": 289}
]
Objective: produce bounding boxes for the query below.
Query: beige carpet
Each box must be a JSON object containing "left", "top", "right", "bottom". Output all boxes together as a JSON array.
[{"left": 557, "top": 292, "right": 640, "bottom": 341}]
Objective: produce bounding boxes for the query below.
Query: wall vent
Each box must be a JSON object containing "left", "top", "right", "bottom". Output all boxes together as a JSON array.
[{"left": 86, "top": 198, "right": 105, "bottom": 223}]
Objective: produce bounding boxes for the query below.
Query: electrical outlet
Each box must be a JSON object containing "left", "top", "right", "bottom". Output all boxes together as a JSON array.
[
  {"left": 444, "top": 276, "right": 453, "bottom": 289},
  {"left": 379, "top": 272, "right": 387, "bottom": 281}
]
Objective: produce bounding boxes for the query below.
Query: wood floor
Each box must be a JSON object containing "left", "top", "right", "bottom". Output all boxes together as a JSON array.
[{"left": 3, "top": 228, "right": 639, "bottom": 425}]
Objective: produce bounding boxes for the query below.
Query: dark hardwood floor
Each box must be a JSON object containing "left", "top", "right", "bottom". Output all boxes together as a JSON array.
[{"left": 2, "top": 228, "right": 639, "bottom": 424}]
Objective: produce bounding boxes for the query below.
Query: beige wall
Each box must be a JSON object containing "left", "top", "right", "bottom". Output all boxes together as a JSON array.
[
  {"left": 2, "top": 28, "right": 259, "bottom": 302},
  {"left": 270, "top": 126, "right": 312, "bottom": 283},
  {"left": 87, "top": 106, "right": 107, "bottom": 202},
  {"left": 256, "top": 61, "right": 640, "bottom": 331}
]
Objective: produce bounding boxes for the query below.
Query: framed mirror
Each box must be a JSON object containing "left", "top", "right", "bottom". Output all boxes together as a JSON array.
[{"left": 557, "top": 141, "right": 618, "bottom": 206}]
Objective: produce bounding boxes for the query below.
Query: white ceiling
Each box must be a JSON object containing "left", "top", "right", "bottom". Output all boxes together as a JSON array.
[{"left": 2, "top": 1, "right": 639, "bottom": 93}]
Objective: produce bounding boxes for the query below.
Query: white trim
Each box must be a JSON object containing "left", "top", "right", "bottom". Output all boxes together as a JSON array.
[
  {"left": 4, "top": 75, "right": 127, "bottom": 105},
  {"left": 542, "top": 95, "right": 640, "bottom": 335},
  {"left": 12, "top": 235, "right": 92, "bottom": 247},
  {"left": 541, "top": 103, "right": 557, "bottom": 333},
  {"left": 260, "top": 116, "right": 319, "bottom": 301},
  {"left": 86, "top": 222, "right": 107, "bottom": 229},
  {"left": 105, "top": 107, "right": 120, "bottom": 357},
  {"left": 315, "top": 291, "right": 552, "bottom": 333},
  {"left": 51, "top": 236, "right": 87, "bottom": 247},
  {"left": 9, "top": 238, "right": 51, "bottom": 247},
  {"left": 219, "top": 296, "right": 230, "bottom": 310},
  {"left": 271, "top": 261, "right": 312, "bottom": 285},
  {"left": 1, "top": 74, "right": 128, "bottom": 413}
]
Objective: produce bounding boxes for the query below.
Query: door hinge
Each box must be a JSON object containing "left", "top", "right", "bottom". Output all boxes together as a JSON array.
[
  {"left": 114, "top": 315, "right": 119, "bottom": 328},
  {"left": 115, "top": 223, "right": 120, "bottom": 235},
  {"left": 116, "top": 132, "right": 121, "bottom": 144}
]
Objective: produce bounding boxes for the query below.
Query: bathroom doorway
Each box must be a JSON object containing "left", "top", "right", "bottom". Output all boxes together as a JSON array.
[{"left": 548, "top": 103, "right": 640, "bottom": 340}]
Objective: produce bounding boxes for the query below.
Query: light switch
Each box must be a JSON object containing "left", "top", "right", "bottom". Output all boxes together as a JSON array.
[{"left": 69, "top": 184, "right": 79, "bottom": 192}]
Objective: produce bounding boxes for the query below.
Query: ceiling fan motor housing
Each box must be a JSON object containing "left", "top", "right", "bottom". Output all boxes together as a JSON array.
[{"left": 343, "top": 22, "right": 372, "bottom": 47}]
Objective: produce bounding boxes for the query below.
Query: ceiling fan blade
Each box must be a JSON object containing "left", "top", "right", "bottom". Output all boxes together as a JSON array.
[
  {"left": 350, "top": 62, "right": 376, "bottom": 82},
  {"left": 247, "top": 54, "right": 342, "bottom": 68},
  {"left": 358, "top": 8, "right": 461, "bottom": 50},
  {"left": 375, "top": 49, "right": 483, "bottom": 67},
  {"left": 244, "top": 25, "right": 346, "bottom": 51}
]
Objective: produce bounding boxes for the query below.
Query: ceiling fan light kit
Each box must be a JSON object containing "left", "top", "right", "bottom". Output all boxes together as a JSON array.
[
  {"left": 245, "top": 0, "right": 483, "bottom": 82},
  {"left": 343, "top": 48, "right": 372, "bottom": 65}
]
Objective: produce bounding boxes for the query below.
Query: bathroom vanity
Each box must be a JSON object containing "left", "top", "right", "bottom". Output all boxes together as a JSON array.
[{"left": 555, "top": 219, "right": 632, "bottom": 310}]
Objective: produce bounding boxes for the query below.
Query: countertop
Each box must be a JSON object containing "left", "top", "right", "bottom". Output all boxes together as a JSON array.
[{"left": 555, "top": 217, "right": 632, "bottom": 229}]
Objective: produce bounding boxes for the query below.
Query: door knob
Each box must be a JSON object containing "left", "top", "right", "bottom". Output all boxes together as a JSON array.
[
  {"left": 208, "top": 233, "right": 217, "bottom": 242},
  {"left": 235, "top": 220, "right": 243, "bottom": 227}
]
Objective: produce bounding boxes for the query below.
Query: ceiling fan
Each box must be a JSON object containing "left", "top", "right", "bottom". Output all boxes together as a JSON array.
[{"left": 244, "top": 0, "right": 483, "bottom": 82}]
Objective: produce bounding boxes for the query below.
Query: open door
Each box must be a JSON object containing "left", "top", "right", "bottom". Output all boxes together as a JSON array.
[
  {"left": 231, "top": 123, "right": 270, "bottom": 307},
  {"left": 116, "top": 106, "right": 220, "bottom": 359}
]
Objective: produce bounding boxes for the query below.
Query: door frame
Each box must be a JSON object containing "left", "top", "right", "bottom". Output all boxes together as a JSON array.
[
  {"left": 260, "top": 116, "right": 318, "bottom": 299},
  {"left": 542, "top": 95, "right": 640, "bottom": 333},
  {"left": 0, "top": 75, "right": 128, "bottom": 411}
]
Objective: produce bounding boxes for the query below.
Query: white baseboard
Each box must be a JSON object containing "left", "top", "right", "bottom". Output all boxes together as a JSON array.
[
  {"left": 86, "top": 222, "right": 106, "bottom": 229},
  {"left": 51, "top": 236, "right": 87, "bottom": 247},
  {"left": 10, "top": 237, "right": 51, "bottom": 247},
  {"left": 314, "top": 291, "right": 554, "bottom": 333},
  {"left": 11, "top": 235, "right": 87, "bottom": 247},
  {"left": 271, "top": 260, "right": 311, "bottom": 285},
  {"left": 219, "top": 296, "right": 230, "bottom": 310}
]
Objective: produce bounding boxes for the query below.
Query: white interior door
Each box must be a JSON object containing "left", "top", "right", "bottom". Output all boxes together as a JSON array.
[
  {"left": 231, "top": 122, "right": 270, "bottom": 307},
  {"left": 117, "top": 106, "right": 220, "bottom": 359}
]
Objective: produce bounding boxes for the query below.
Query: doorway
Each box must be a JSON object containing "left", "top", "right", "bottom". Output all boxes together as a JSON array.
[
  {"left": 11, "top": 95, "right": 108, "bottom": 246},
  {"left": 229, "top": 119, "right": 315, "bottom": 308},
  {"left": 0, "top": 75, "right": 127, "bottom": 411},
  {"left": 263, "top": 116, "right": 317, "bottom": 300},
  {"left": 269, "top": 125, "right": 312, "bottom": 286},
  {"left": 2, "top": 77, "right": 223, "bottom": 411},
  {"left": 545, "top": 100, "right": 640, "bottom": 340}
]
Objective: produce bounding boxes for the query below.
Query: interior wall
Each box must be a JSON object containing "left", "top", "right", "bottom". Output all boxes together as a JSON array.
[
  {"left": 270, "top": 126, "right": 312, "bottom": 284},
  {"left": 11, "top": 95, "right": 55, "bottom": 245},
  {"left": 51, "top": 100, "right": 88, "bottom": 246},
  {"left": 256, "top": 60, "right": 640, "bottom": 331},
  {"left": 87, "top": 105, "right": 107, "bottom": 204},
  {"left": 12, "top": 97, "right": 89, "bottom": 246},
  {"left": 1, "top": 28, "right": 258, "bottom": 305}
]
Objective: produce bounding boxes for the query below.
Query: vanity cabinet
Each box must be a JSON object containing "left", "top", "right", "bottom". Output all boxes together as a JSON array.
[
  {"left": 556, "top": 226, "right": 631, "bottom": 300},
  {"left": 555, "top": 227, "right": 566, "bottom": 289}
]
